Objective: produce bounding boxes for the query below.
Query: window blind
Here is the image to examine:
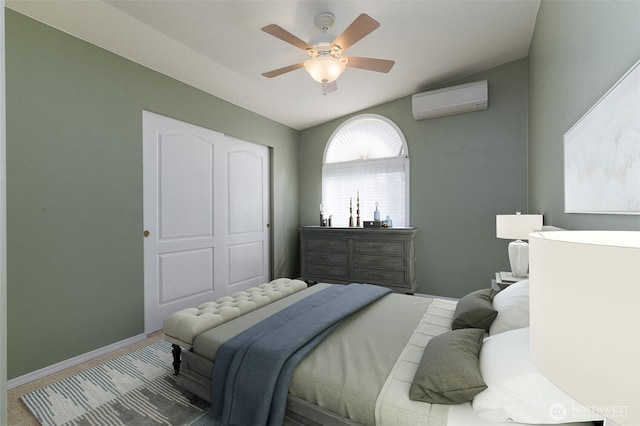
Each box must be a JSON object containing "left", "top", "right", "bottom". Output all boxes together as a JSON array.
[{"left": 322, "top": 157, "right": 409, "bottom": 227}]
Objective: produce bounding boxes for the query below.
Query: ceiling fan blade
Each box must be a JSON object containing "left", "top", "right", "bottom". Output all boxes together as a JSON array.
[
  {"left": 262, "top": 63, "right": 305, "bottom": 78},
  {"left": 261, "top": 24, "right": 314, "bottom": 52},
  {"left": 331, "top": 14, "right": 380, "bottom": 52},
  {"left": 345, "top": 57, "right": 395, "bottom": 73}
]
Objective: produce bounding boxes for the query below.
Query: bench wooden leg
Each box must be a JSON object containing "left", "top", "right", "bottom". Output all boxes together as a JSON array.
[{"left": 172, "top": 344, "right": 182, "bottom": 375}]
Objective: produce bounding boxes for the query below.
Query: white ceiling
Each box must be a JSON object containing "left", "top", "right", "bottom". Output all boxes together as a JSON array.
[{"left": 6, "top": 0, "right": 540, "bottom": 130}]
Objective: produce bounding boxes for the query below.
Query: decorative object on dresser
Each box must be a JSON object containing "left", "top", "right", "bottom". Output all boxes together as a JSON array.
[
  {"left": 529, "top": 231, "right": 640, "bottom": 426},
  {"left": 299, "top": 226, "right": 418, "bottom": 293},
  {"left": 349, "top": 197, "right": 354, "bottom": 227},
  {"left": 495, "top": 212, "right": 543, "bottom": 278}
]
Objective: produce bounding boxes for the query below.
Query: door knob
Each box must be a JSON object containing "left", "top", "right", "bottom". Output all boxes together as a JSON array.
[{"left": 144, "top": 230, "right": 150, "bottom": 237}]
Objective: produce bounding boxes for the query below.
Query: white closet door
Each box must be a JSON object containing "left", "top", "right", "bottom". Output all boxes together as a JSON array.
[
  {"left": 142, "top": 112, "right": 270, "bottom": 333},
  {"left": 224, "top": 136, "right": 270, "bottom": 292}
]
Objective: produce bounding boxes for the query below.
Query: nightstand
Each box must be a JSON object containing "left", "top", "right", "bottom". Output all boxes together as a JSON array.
[{"left": 492, "top": 271, "right": 527, "bottom": 291}]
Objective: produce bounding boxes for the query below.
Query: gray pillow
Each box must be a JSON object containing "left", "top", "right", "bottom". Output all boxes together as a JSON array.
[
  {"left": 452, "top": 288, "right": 497, "bottom": 331},
  {"left": 409, "top": 328, "right": 487, "bottom": 404}
]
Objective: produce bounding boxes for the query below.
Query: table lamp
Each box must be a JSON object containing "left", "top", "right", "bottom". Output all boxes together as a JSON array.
[
  {"left": 496, "top": 212, "right": 543, "bottom": 278},
  {"left": 529, "top": 231, "right": 640, "bottom": 426}
]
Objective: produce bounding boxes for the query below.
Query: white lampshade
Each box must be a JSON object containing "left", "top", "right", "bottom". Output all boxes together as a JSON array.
[
  {"left": 496, "top": 213, "right": 543, "bottom": 240},
  {"left": 304, "top": 56, "right": 346, "bottom": 83},
  {"left": 529, "top": 231, "right": 640, "bottom": 426}
]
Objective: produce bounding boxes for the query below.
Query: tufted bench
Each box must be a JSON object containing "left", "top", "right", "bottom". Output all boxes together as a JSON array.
[
  {"left": 164, "top": 278, "right": 307, "bottom": 374},
  {"left": 164, "top": 278, "right": 307, "bottom": 349}
]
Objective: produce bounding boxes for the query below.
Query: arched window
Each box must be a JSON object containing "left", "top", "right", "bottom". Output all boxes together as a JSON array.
[{"left": 322, "top": 114, "right": 410, "bottom": 227}]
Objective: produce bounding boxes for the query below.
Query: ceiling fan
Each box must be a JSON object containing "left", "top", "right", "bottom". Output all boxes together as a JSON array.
[{"left": 261, "top": 12, "right": 395, "bottom": 94}]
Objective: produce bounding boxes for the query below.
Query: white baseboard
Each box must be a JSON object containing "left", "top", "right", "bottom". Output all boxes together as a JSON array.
[{"left": 7, "top": 333, "right": 147, "bottom": 389}]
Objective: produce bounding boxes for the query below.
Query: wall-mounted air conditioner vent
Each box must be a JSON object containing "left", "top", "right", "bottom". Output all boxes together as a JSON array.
[{"left": 412, "top": 80, "right": 488, "bottom": 120}]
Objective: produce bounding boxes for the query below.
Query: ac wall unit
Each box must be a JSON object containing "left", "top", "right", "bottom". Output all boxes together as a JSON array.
[{"left": 412, "top": 80, "right": 488, "bottom": 120}]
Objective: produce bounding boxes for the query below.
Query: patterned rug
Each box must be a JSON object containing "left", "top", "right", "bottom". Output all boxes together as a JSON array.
[{"left": 21, "top": 340, "right": 210, "bottom": 425}]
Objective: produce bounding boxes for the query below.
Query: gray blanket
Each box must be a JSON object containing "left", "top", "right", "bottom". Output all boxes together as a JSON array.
[{"left": 210, "top": 283, "right": 391, "bottom": 426}]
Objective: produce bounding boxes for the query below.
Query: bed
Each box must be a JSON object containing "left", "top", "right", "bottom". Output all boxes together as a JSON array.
[{"left": 164, "top": 279, "right": 603, "bottom": 426}]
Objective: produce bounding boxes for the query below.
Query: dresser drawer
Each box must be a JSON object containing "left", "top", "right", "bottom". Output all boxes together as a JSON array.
[
  {"left": 305, "top": 251, "right": 348, "bottom": 266},
  {"left": 305, "top": 263, "right": 349, "bottom": 281},
  {"left": 304, "top": 238, "right": 349, "bottom": 253},
  {"left": 354, "top": 240, "right": 406, "bottom": 255},
  {"left": 354, "top": 254, "right": 405, "bottom": 270},
  {"left": 354, "top": 268, "right": 408, "bottom": 287}
]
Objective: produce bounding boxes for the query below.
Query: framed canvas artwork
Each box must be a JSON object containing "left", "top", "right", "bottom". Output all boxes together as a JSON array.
[{"left": 564, "top": 59, "right": 640, "bottom": 214}]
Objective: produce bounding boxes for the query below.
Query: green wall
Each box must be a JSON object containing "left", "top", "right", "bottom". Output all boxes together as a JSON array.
[
  {"left": 529, "top": 0, "right": 640, "bottom": 230},
  {"left": 5, "top": 10, "right": 299, "bottom": 379},
  {"left": 299, "top": 58, "right": 530, "bottom": 298},
  {"left": 10, "top": 0, "right": 640, "bottom": 381}
]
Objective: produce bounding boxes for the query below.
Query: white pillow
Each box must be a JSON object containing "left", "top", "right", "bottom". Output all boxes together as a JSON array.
[
  {"left": 472, "top": 328, "right": 602, "bottom": 424},
  {"left": 489, "top": 279, "right": 529, "bottom": 335}
]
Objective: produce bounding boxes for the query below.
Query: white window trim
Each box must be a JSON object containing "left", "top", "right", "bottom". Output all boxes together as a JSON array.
[{"left": 323, "top": 113, "right": 409, "bottom": 163}]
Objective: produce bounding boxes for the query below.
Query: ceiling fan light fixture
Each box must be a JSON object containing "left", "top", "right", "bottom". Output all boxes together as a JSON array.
[
  {"left": 262, "top": 13, "right": 389, "bottom": 90},
  {"left": 304, "top": 55, "right": 346, "bottom": 83}
]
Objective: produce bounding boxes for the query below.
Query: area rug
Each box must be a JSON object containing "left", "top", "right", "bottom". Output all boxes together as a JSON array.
[{"left": 21, "top": 340, "right": 210, "bottom": 425}]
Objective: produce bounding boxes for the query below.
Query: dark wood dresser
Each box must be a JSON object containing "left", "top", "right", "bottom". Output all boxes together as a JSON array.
[{"left": 299, "top": 226, "right": 418, "bottom": 293}]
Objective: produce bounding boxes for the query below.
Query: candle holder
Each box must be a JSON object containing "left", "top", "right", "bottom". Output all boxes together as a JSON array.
[
  {"left": 349, "top": 197, "right": 354, "bottom": 227},
  {"left": 356, "top": 191, "right": 361, "bottom": 227}
]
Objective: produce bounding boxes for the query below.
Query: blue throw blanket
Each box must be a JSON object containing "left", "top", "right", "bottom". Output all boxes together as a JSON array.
[{"left": 210, "top": 283, "right": 391, "bottom": 426}]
